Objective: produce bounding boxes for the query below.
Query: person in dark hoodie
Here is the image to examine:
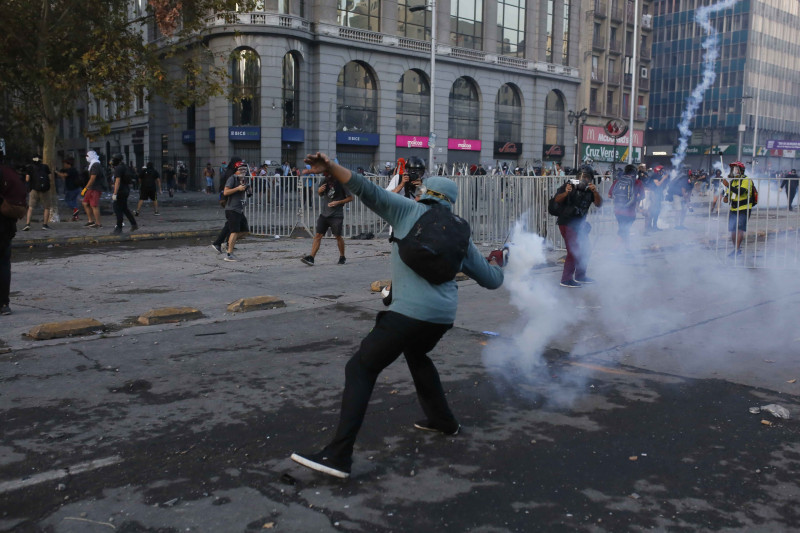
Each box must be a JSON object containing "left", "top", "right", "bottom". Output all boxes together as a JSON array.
[{"left": 290, "top": 152, "right": 504, "bottom": 479}]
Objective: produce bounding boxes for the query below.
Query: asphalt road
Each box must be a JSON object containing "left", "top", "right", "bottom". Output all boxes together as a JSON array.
[{"left": 1, "top": 235, "right": 799, "bottom": 532}]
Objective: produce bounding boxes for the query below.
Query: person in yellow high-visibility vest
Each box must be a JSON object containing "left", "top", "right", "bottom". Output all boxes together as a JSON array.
[{"left": 721, "top": 161, "right": 756, "bottom": 257}]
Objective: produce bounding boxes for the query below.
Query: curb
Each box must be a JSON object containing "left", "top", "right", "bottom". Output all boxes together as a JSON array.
[{"left": 13, "top": 229, "right": 219, "bottom": 249}]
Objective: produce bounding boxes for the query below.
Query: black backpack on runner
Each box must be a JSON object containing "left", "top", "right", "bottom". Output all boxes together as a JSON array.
[
  {"left": 613, "top": 174, "right": 636, "bottom": 209},
  {"left": 31, "top": 164, "right": 51, "bottom": 192},
  {"left": 389, "top": 203, "right": 471, "bottom": 285}
]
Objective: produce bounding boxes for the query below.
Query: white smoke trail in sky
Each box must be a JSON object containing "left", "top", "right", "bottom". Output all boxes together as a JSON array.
[{"left": 669, "top": 0, "right": 742, "bottom": 181}]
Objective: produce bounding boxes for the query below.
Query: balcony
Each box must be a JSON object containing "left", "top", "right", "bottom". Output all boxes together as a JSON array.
[
  {"left": 590, "top": 101, "right": 603, "bottom": 114},
  {"left": 607, "top": 103, "right": 619, "bottom": 116},
  {"left": 640, "top": 46, "right": 651, "bottom": 60},
  {"left": 638, "top": 76, "right": 650, "bottom": 91},
  {"left": 624, "top": 73, "right": 632, "bottom": 86},
  {"left": 625, "top": 42, "right": 632, "bottom": 55},
  {"left": 610, "top": 6, "right": 623, "bottom": 21},
  {"left": 592, "top": 34, "right": 606, "bottom": 50},
  {"left": 607, "top": 69, "right": 621, "bottom": 85},
  {"left": 591, "top": 69, "right": 605, "bottom": 83},
  {"left": 594, "top": 0, "right": 607, "bottom": 17},
  {"left": 609, "top": 39, "right": 622, "bottom": 54}
]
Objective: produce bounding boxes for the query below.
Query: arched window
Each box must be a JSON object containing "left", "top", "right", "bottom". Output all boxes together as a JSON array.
[
  {"left": 448, "top": 77, "right": 480, "bottom": 139},
  {"left": 396, "top": 70, "right": 430, "bottom": 135},
  {"left": 337, "top": 61, "right": 377, "bottom": 133},
  {"left": 230, "top": 48, "right": 260, "bottom": 126},
  {"left": 543, "top": 90, "right": 565, "bottom": 146},
  {"left": 495, "top": 84, "right": 522, "bottom": 142},
  {"left": 282, "top": 52, "right": 300, "bottom": 128}
]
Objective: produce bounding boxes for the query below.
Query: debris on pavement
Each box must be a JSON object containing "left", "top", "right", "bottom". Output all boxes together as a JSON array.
[{"left": 749, "top": 404, "right": 791, "bottom": 419}]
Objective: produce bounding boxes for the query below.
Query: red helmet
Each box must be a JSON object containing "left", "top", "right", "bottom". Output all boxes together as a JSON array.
[
  {"left": 729, "top": 161, "right": 745, "bottom": 171},
  {"left": 653, "top": 165, "right": 664, "bottom": 172}
]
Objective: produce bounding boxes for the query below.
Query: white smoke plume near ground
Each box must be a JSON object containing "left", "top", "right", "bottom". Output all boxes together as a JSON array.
[
  {"left": 669, "top": 0, "right": 742, "bottom": 182},
  {"left": 481, "top": 210, "right": 799, "bottom": 408},
  {"left": 481, "top": 220, "right": 591, "bottom": 407}
]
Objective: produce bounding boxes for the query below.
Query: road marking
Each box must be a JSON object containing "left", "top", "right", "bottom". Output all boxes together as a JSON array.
[
  {"left": 0, "top": 455, "right": 123, "bottom": 494},
  {"left": 568, "top": 361, "right": 639, "bottom": 376}
]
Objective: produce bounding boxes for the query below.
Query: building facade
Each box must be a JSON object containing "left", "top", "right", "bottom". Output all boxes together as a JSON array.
[
  {"left": 576, "top": 0, "right": 654, "bottom": 172},
  {"left": 647, "top": 0, "right": 800, "bottom": 174},
  {"left": 63, "top": 0, "right": 595, "bottom": 183}
]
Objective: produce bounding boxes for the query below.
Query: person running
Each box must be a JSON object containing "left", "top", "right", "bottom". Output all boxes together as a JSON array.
[{"left": 290, "top": 152, "right": 504, "bottom": 479}]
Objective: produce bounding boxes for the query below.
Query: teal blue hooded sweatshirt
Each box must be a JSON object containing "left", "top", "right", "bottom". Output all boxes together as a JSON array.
[{"left": 345, "top": 171, "right": 504, "bottom": 324}]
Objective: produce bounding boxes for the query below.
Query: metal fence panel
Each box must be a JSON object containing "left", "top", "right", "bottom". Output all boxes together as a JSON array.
[{"left": 706, "top": 177, "right": 800, "bottom": 269}]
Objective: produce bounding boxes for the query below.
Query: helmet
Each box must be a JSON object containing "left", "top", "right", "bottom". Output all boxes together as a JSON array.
[
  {"left": 111, "top": 153, "right": 124, "bottom": 165},
  {"left": 406, "top": 156, "right": 426, "bottom": 173},
  {"left": 730, "top": 161, "right": 745, "bottom": 171},
  {"left": 653, "top": 165, "right": 664, "bottom": 172},
  {"left": 577, "top": 164, "right": 594, "bottom": 180}
]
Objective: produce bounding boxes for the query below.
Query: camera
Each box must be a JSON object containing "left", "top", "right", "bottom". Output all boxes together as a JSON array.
[{"left": 569, "top": 178, "right": 587, "bottom": 191}]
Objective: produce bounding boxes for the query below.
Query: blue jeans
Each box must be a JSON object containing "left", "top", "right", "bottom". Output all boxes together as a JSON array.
[{"left": 64, "top": 188, "right": 81, "bottom": 209}]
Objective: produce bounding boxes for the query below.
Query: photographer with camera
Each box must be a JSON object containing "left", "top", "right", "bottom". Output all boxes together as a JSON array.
[
  {"left": 552, "top": 164, "right": 602, "bottom": 288},
  {"left": 217, "top": 161, "right": 251, "bottom": 262},
  {"left": 386, "top": 156, "right": 425, "bottom": 199}
]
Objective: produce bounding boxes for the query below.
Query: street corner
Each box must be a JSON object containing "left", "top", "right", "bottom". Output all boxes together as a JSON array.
[
  {"left": 226, "top": 295, "right": 286, "bottom": 313},
  {"left": 137, "top": 307, "right": 204, "bottom": 325},
  {"left": 27, "top": 318, "right": 105, "bottom": 340}
]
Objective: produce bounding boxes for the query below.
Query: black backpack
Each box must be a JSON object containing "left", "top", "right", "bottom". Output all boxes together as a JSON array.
[
  {"left": 390, "top": 203, "right": 471, "bottom": 285},
  {"left": 31, "top": 164, "right": 51, "bottom": 192}
]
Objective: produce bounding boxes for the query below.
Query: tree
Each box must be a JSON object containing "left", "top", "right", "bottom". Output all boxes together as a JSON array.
[{"left": 0, "top": 0, "right": 255, "bottom": 178}]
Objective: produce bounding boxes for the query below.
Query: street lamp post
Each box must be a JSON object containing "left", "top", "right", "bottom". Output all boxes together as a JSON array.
[
  {"left": 410, "top": 1, "right": 437, "bottom": 172},
  {"left": 567, "top": 108, "right": 588, "bottom": 170},
  {"left": 737, "top": 95, "right": 752, "bottom": 162}
]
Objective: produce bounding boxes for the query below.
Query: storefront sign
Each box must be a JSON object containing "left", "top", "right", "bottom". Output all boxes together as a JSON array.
[
  {"left": 542, "top": 144, "right": 565, "bottom": 161},
  {"left": 229, "top": 126, "right": 260, "bottom": 141},
  {"left": 395, "top": 135, "right": 429, "bottom": 149},
  {"left": 583, "top": 126, "right": 644, "bottom": 147},
  {"left": 494, "top": 141, "right": 522, "bottom": 155},
  {"left": 766, "top": 140, "right": 800, "bottom": 150},
  {"left": 181, "top": 130, "right": 195, "bottom": 144},
  {"left": 582, "top": 143, "right": 642, "bottom": 163},
  {"left": 447, "top": 138, "right": 481, "bottom": 151},
  {"left": 336, "top": 132, "right": 379, "bottom": 146},
  {"left": 282, "top": 128, "right": 305, "bottom": 143}
]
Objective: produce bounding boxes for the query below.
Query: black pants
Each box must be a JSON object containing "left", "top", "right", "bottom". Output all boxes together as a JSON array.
[
  {"left": 787, "top": 184, "right": 798, "bottom": 209},
  {"left": 113, "top": 192, "right": 137, "bottom": 228},
  {"left": 0, "top": 239, "right": 11, "bottom": 307},
  {"left": 324, "top": 311, "right": 454, "bottom": 464},
  {"left": 213, "top": 222, "right": 231, "bottom": 248}
]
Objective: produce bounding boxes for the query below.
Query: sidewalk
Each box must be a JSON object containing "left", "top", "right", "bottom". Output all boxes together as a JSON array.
[{"left": 13, "top": 190, "right": 225, "bottom": 249}]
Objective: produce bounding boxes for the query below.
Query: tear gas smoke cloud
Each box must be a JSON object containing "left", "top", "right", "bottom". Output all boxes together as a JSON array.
[
  {"left": 482, "top": 212, "right": 798, "bottom": 407},
  {"left": 669, "top": 0, "right": 742, "bottom": 182}
]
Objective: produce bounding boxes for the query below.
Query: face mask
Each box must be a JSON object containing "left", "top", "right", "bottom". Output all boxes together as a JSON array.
[{"left": 732, "top": 167, "right": 741, "bottom": 176}]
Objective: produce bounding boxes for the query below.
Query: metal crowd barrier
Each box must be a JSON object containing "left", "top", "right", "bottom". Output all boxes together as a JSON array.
[
  {"left": 243, "top": 173, "right": 800, "bottom": 269},
  {"left": 243, "top": 173, "right": 614, "bottom": 250}
]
